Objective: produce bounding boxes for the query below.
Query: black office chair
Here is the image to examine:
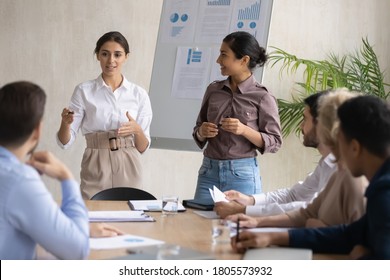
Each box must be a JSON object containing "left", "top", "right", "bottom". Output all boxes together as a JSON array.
[{"left": 90, "top": 187, "right": 157, "bottom": 201}]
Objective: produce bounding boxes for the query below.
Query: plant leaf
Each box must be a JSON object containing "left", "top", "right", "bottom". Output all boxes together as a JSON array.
[{"left": 268, "top": 39, "right": 390, "bottom": 137}]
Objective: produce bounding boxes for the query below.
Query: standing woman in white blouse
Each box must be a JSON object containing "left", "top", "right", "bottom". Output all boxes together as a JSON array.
[{"left": 57, "top": 31, "right": 153, "bottom": 199}]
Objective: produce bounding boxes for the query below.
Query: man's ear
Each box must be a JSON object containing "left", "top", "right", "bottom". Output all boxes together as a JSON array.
[
  {"left": 350, "top": 139, "right": 362, "bottom": 158},
  {"left": 32, "top": 121, "right": 43, "bottom": 142}
]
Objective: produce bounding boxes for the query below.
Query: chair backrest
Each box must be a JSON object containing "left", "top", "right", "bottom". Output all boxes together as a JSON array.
[{"left": 90, "top": 187, "right": 157, "bottom": 201}]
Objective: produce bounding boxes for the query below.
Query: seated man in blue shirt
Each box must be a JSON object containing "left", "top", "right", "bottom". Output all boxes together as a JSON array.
[
  {"left": 0, "top": 81, "right": 91, "bottom": 260},
  {"left": 231, "top": 95, "right": 390, "bottom": 259}
]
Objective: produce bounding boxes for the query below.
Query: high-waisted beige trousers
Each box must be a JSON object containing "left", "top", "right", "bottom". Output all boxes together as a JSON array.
[{"left": 81, "top": 131, "right": 142, "bottom": 199}]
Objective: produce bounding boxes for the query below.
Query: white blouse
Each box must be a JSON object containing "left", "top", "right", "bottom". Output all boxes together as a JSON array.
[{"left": 56, "top": 75, "right": 152, "bottom": 149}]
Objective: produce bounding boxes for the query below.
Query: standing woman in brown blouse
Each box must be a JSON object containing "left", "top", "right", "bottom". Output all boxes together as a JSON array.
[{"left": 193, "top": 31, "right": 282, "bottom": 200}]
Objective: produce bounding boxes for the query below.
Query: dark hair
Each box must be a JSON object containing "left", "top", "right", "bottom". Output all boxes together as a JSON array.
[
  {"left": 0, "top": 81, "right": 46, "bottom": 146},
  {"left": 94, "top": 31, "right": 130, "bottom": 55},
  {"left": 303, "top": 90, "right": 330, "bottom": 123},
  {"left": 338, "top": 95, "right": 390, "bottom": 157},
  {"left": 223, "top": 31, "right": 267, "bottom": 71}
]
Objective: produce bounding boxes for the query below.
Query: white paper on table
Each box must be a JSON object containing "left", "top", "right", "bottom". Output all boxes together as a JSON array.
[
  {"left": 88, "top": 211, "right": 154, "bottom": 222},
  {"left": 208, "top": 188, "right": 215, "bottom": 201},
  {"left": 209, "top": 185, "right": 229, "bottom": 203},
  {"left": 247, "top": 227, "right": 291, "bottom": 233},
  {"left": 193, "top": 210, "right": 219, "bottom": 219},
  {"left": 129, "top": 200, "right": 186, "bottom": 212},
  {"left": 89, "top": 234, "right": 164, "bottom": 250}
]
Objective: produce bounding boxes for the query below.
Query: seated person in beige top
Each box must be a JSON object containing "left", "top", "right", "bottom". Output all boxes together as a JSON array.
[{"left": 227, "top": 89, "right": 368, "bottom": 229}]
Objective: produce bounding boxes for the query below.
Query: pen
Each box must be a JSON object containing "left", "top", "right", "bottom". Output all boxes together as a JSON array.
[{"left": 236, "top": 218, "right": 240, "bottom": 243}]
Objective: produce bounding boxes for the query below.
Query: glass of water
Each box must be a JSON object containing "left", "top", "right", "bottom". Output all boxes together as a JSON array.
[
  {"left": 211, "top": 219, "right": 233, "bottom": 244},
  {"left": 161, "top": 195, "right": 179, "bottom": 216},
  {"left": 156, "top": 244, "right": 181, "bottom": 259}
]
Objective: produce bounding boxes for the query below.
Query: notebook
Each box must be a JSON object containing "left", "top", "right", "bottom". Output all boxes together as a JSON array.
[
  {"left": 128, "top": 200, "right": 186, "bottom": 212},
  {"left": 88, "top": 210, "right": 155, "bottom": 222},
  {"left": 243, "top": 247, "right": 313, "bottom": 260},
  {"left": 182, "top": 198, "right": 214, "bottom": 211},
  {"left": 111, "top": 245, "right": 215, "bottom": 260},
  {"left": 90, "top": 234, "right": 164, "bottom": 250}
]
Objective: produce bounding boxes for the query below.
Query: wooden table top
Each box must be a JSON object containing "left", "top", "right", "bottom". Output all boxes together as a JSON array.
[
  {"left": 37, "top": 200, "right": 349, "bottom": 260},
  {"left": 87, "top": 200, "right": 240, "bottom": 260}
]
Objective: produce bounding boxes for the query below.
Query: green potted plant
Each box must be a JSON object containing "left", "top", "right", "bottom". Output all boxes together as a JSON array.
[{"left": 268, "top": 38, "right": 390, "bottom": 137}]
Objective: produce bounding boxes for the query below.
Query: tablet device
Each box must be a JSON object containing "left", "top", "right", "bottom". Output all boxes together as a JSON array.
[
  {"left": 182, "top": 198, "right": 214, "bottom": 211},
  {"left": 243, "top": 247, "right": 312, "bottom": 260},
  {"left": 111, "top": 245, "right": 215, "bottom": 260}
]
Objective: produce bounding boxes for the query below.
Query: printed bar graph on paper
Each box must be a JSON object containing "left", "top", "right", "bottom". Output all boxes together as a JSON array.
[
  {"left": 171, "top": 26, "right": 184, "bottom": 37},
  {"left": 192, "top": 51, "right": 202, "bottom": 63},
  {"left": 207, "top": 0, "right": 231, "bottom": 6},
  {"left": 186, "top": 49, "right": 203, "bottom": 65},
  {"left": 186, "top": 49, "right": 192, "bottom": 65},
  {"left": 238, "top": 1, "right": 261, "bottom": 20}
]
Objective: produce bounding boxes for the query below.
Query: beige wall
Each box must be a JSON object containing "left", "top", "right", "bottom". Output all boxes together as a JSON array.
[{"left": 1, "top": 0, "right": 389, "bottom": 201}]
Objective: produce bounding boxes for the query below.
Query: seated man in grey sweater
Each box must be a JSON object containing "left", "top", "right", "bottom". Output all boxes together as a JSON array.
[{"left": 215, "top": 91, "right": 337, "bottom": 218}]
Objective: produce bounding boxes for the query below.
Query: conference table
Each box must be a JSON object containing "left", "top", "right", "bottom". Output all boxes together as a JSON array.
[
  {"left": 86, "top": 200, "right": 348, "bottom": 260},
  {"left": 36, "top": 200, "right": 348, "bottom": 260},
  {"left": 87, "top": 200, "right": 239, "bottom": 260}
]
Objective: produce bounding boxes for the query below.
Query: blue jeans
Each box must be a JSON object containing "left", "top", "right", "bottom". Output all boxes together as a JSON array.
[{"left": 194, "top": 157, "right": 262, "bottom": 200}]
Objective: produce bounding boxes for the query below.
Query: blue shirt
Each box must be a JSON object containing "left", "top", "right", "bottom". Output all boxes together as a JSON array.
[
  {"left": 289, "top": 158, "right": 390, "bottom": 259},
  {"left": 0, "top": 147, "right": 89, "bottom": 259}
]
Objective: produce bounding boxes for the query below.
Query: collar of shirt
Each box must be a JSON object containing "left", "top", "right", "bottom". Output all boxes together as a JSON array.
[
  {"left": 96, "top": 74, "right": 132, "bottom": 92},
  {"left": 0, "top": 146, "right": 18, "bottom": 164},
  {"left": 218, "top": 74, "right": 260, "bottom": 94},
  {"left": 365, "top": 157, "right": 390, "bottom": 198},
  {"left": 0, "top": 146, "right": 40, "bottom": 181},
  {"left": 323, "top": 153, "right": 337, "bottom": 169}
]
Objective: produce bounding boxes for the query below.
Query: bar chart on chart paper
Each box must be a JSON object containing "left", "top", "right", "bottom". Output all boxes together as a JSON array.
[
  {"left": 171, "top": 46, "right": 212, "bottom": 99},
  {"left": 238, "top": 1, "right": 260, "bottom": 20},
  {"left": 187, "top": 49, "right": 203, "bottom": 64},
  {"left": 207, "top": 0, "right": 231, "bottom": 6},
  {"left": 195, "top": 0, "right": 233, "bottom": 43},
  {"left": 231, "top": 0, "right": 261, "bottom": 37}
]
